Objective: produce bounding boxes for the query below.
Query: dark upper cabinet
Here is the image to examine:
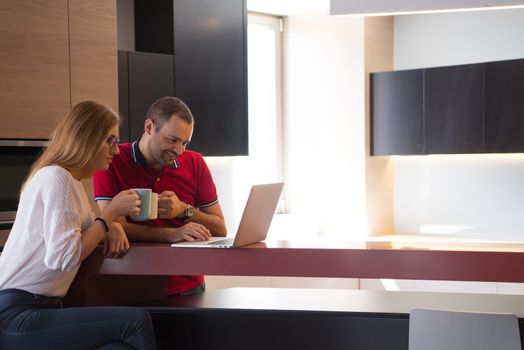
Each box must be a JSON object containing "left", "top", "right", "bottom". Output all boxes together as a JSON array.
[
  {"left": 118, "top": 50, "right": 174, "bottom": 142},
  {"left": 371, "top": 69, "right": 423, "bottom": 155},
  {"left": 485, "top": 59, "right": 524, "bottom": 153},
  {"left": 130, "top": 0, "right": 248, "bottom": 156},
  {"left": 371, "top": 58, "right": 524, "bottom": 155},
  {"left": 424, "top": 64, "right": 484, "bottom": 154}
]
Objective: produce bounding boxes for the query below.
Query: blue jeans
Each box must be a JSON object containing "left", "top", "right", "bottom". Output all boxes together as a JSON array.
[{"left": 0, "top": 289, "right": 156, "bottom": 350}]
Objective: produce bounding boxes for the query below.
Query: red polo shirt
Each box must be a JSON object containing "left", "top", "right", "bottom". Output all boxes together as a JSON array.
[{"left": 93, "top": 141, "right": 219, "bottom": 295}]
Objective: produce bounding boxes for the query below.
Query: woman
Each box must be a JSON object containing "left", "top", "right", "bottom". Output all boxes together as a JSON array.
[{"left": 0, "top": 101, "right": 156, "bottom": 349}]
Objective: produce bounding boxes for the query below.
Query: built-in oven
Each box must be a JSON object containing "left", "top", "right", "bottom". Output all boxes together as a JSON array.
[{"left": 0, "top": 139, "right": 48, "bottom": 249}]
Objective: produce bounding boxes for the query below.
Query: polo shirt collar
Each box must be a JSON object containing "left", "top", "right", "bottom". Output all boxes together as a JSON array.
[{"left": 131, "top": 139, "right": 179, "bottom": 169}]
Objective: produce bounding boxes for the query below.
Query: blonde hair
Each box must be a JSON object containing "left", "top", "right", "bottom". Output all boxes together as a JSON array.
[{"left": 22, "top": 101, "right": 119, "bottom": 190}]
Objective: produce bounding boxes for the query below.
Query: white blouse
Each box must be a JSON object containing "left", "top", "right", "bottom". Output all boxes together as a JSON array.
[{"left": 0, "top": 165, "right": 94, "bottom": 297}]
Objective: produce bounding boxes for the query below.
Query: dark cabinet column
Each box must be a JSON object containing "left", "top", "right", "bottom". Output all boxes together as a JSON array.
[
  {"left": 128, "top": 51, "right": 174, "bottom": 141},
  {"left": 424, "top": 64, "right": 484, "bottom": 154},
  {"left": 172, "top": 0, "right": 248, "bottom": 156},
  {"left": 130, "top": 0, "right": 248, "bottom": 156},
  {"left": 134, "top": 0, "right": 173, "bottom": 55},
  {"left": 118, "top": 51, "right": 130, "bottom": 142},
  {"left": 485, "top": 59, "right": 524, "bottom": 153},
  {"left": 371, "top": 69, "right": 424, "bottom": 155}
]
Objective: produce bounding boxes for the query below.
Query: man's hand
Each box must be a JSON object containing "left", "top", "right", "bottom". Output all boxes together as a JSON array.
[
  {"left": 168, "top": 222, "right": 212, "bottom": 243},
  {"left": 103, "top": 221, "right": 130, "bottom": 258},
  {"left": 158, "top": 191, "right": 186, "bottom": 219}
]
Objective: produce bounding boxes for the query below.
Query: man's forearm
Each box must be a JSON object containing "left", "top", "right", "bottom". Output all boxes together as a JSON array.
[
  {"left": 120, "top": 219, "right": 176, "bottom": 243},
  {"left": 188, "top": 210, "right": 227, "bottom": 237}
]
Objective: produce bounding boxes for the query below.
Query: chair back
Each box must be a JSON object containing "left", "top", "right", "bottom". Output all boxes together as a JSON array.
[{"left": 409, "top": 308, "right": 521, "bottom": 350}]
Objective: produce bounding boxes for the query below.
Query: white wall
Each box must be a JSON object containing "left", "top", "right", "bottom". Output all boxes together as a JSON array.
[
  {"left": 283, "top": 11, "right": 367, "bottom": 237},
  {"left": 331, "top": 0, "right": 524, "bottom": 16},
  {"left": 393, "top": 8, "right": 524, "bottom": 241},
  {"left": 394, "top": 8, "right": 524, "bottom": 69}
]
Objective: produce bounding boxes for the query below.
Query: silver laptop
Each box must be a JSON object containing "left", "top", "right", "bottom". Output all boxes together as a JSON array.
[{"left": 171, "top": 183, "right": 284, "bottom": 248}]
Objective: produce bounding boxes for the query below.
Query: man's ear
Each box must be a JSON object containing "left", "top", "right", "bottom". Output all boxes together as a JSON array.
[{"left": 144, "top": 119, "right": 154, "bottom": 135}]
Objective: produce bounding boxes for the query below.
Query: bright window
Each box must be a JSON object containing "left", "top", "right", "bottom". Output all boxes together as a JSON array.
[
  {"left": 246, "top": 13, "right": 283, "bottom": 188},
  {"left": 227, "top": 13, "right": 284, "bottom": 217},
  {"left": 205, "top": 13, "right": 284, "bottom": 234}
]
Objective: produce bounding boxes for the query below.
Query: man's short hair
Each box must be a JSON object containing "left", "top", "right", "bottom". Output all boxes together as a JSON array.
[{"left": 147, "top": 96, "right": 194, "bottom": 130}]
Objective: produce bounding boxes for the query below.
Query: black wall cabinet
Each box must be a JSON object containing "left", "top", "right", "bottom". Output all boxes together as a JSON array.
[
  {"left": 485, "top": 59, "right": 524, "bottom": 153},
  {"left": 118, "top": 51, "right": 130, "bottom": 143},
  {"left": 118, "top": 50, "right": 174, "bottom": 142},
  {"left": 371, "top": 69, "right": 423, "bottom": 155},
  {"left": 371, "top": 58, "right": 524, "bottom": 155},
  {"left": 424, "top": 64, "right": 484, "bottom": 154},
  {"left": 134, "top": 0, "right": 173, "bottom": 55},
  {"left": 126, "top": 0, "right": 248, "bottom": 156},
  {"left": 172, "top": 0, "right": 248, "bottom": 156}
]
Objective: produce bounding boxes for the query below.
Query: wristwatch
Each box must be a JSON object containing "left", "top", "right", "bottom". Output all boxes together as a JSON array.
[{"left": 181, "top": 204, "right": 194, "bottom": 221}]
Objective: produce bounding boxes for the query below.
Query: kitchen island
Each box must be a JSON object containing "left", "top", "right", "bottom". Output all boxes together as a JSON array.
[{"left": 65, "top": 238, "right": 524, "bottom": 306}]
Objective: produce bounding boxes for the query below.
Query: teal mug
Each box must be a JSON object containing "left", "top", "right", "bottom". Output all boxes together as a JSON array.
[{"left": 130, "top": 189, "right": 158, "bottom": 221}]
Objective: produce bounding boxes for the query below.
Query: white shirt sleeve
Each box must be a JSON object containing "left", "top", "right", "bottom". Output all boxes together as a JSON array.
[{"left": 41, "top": 169, "right": 83, "bottom": 272}]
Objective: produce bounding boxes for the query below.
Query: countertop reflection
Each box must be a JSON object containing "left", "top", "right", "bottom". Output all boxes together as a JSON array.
[{"left": 263, "top": 235, "right": 524, "bottom": 252}]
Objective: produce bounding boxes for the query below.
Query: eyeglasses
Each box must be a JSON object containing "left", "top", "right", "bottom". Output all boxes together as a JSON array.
[{"left": 106, "top": 135, "right": 120, "bottom": 148}]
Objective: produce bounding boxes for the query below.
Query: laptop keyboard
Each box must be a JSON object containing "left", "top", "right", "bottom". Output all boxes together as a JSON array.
[{"left": 206, "top": 238, "right": 234, "bottom": 246}]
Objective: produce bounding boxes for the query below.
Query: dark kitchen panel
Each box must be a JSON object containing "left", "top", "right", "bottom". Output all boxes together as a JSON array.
[
  {"left": 128, "top": 51, "right": 175, "bottom": 141},
  {"left": 118, "top": 50, "right": 130, "bottom": 142},
  {"left": 424, "top": 64, "right": 484, "bottom": 154},
  {"left": 173, "top": 0, "right": 248, "bottom": 156},
  {"left": 371, "top": 69, "right": 424, "bottom": 155},
  {"left": 485, "top": 58, "right": 524, "bottom": 153}
]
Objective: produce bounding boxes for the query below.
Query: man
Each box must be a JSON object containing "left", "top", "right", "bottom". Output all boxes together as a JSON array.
[{"left": 93, "top": 96, "right": 227, "bottom": 296}]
